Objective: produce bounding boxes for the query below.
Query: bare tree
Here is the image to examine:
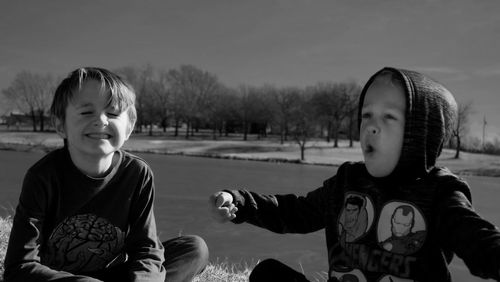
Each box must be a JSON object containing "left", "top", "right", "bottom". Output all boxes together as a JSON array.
[
  {"left": 343, "top": 82, "right": 362, "bottom": 147},
  {"left": 169, "top": 85, "right": 186, "bottom": 137},
  {"left": 251, "top": 87, "right": 275, "bottom": 139},
  {"left": 289, "top": 90, "right": 316, "bottom": 161},
  {"left": 271, "top": 86, "right": 300, "bottom": 144},
  {"left": 218, "top": 89, "right": 240, "bottom": 137},
  {"left": 309, "top": 82, "right": 351, "bottom": 147},
  {"left": 157, "top": 70, "right": 173, "bottom": 133},
  {"left": 309, "top": 84, "right": 334, "bottom": 142},
  {"left": 330, "top": 82, "right": 355, "bottom": 148},
  {"left": 205, "top": 86, "right": 239, "bottom": 139},
  {"left": 138, "top": 66, "right": 157, "bottom": 135},
  {"left": 235, "top": 85, "right": 274, "bottom": 141},
  {"left": 116, "top": 66, "right": 145, "bottom": 133},
  {"left": 236, "top": 85, "right": 254, "bottom": 141},
  {"left": 2, "top": 71, "right": 54, "bottom": 131},
  {"left": 33, "top": 74, "right": 54, "bottom": 131},
  {"left": 451, "top": 101, "right": 473, "bottom": 159},
  {"left": 167, "top": 65, "right": 220, "bottom": 139},
  {"left": 116, "top": 65, "right": 162, "bottom": 135}
]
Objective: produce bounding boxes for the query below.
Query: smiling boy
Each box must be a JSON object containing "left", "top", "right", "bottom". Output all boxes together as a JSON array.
[
  {"left": 4, "top": 67, "right": 208, "bottom": 282},
  {"left": 58, "top": 78, "right": 133, "bottom": 177},
  {"left": 210, "top": 67, "right": 500, "bottom": 281}
]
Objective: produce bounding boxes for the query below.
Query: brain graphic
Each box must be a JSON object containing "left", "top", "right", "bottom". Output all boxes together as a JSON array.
[{"left": 45, "top": 214, "right": 125, "bottom": 273}]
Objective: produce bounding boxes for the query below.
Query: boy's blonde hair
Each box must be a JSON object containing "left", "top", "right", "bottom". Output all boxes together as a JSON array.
[{"left": 50, "top": 67, "right": 137, "bottom": 134}]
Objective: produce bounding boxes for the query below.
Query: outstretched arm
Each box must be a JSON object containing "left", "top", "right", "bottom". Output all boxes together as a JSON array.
[
  {"left": 230, "top": 188, "right": 327, "bottom": 233},
  {"left": 217, "top": 176, "right": 334, "bottom": 234}
]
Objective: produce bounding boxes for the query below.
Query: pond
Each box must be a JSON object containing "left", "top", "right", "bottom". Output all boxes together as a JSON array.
[{"left": 0, "top": 150, "right": 498, "bottom": 281}]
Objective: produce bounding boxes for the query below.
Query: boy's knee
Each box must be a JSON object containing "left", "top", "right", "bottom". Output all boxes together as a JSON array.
[
  {"left": 184, "top": 235, "right": 209, "bottom": 262},
  {"left": 254, "top": 258, "right": 282, "bottom": 270},
  {"left": 163, "top": 235, "right": 209, "bottom": 264},
  {"left": 251, "top": 258, "right": 282, "bottom": 278},
  {"left": 250, "top": 259, "right": 309, "bottom": 282}
]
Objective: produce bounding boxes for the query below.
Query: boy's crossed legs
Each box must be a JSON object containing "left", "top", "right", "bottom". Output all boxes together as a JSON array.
[{"left": 82, "top": 235, "right": 208, "bottom": 282}]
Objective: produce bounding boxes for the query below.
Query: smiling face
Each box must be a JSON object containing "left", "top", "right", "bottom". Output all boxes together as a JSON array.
[
  {"left": 55, "top": 79, "right": 132, "bottom": 163},
  {"left": 360, "top": 75, "right": 406, "bottom": 178}
]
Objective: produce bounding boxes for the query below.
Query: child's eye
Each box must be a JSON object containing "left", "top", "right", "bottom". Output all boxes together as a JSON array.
[
  {"left": 80, "top": 111, "right": 92, "bottom": 115},
  {"left": 361, "top": 113, "right": 371, "bottom": 119},
  {"left": 107, "top": 112, "right": 120, "bottom": 117},
  {"left": 385, "top": 114, "right": 397, "bottom": 120}
]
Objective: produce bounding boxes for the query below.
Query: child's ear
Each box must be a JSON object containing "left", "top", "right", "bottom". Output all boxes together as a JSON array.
[
  {"left": 125, "top": 119, "right": 136, "bottom": 141},
  {"left": 54, "top": 118, "right": 67, "bottom": 138}
]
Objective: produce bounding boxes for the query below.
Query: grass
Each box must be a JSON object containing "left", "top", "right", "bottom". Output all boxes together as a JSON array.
[
  {"left": 193, "top": 259, "right": 253, "bottom": 282},
  {"left": 0, "top": 217, "right": 12, "bottom": 281},
  {"left": 0, "top": 216, "right": 251, "bottom": 282}
]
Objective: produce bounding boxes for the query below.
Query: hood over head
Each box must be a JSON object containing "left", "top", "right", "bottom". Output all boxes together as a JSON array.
[{"left": 358, "top": 67, "right": 458, "bottom": 181}]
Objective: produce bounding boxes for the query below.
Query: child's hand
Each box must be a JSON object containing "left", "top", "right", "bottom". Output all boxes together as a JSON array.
[{"left": 209, "top": 191, "right": 238, "bottom": 223}]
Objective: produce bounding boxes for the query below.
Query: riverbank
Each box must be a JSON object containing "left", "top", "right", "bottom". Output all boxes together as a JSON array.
[{"left": 1, "top": 131, "right": 500, "bottom": 177}]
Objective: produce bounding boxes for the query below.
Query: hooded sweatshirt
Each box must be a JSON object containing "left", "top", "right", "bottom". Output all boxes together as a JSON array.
[{"left": 228, "top": 67, "right": 500, "bottom": 281}]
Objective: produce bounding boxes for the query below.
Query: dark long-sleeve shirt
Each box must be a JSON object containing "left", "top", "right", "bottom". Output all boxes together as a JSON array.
[
  {"left": 4, "top": 147, "right": 165, "bottom": 282},
  {"left": 229, "top": 162, "right": 500, "bottom": 281}
]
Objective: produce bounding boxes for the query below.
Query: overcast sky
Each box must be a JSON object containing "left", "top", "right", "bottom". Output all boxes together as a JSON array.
[{"left": 1, "top": 0, "right": 499, "bottom": 140}]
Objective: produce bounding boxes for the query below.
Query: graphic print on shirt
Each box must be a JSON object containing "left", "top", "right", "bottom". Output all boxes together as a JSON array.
[
  {"left": 45, "top": 213, "right": 125, "bottom": 273},
  {"left": 330, "top": 268, "right": 367, "bottom": 282},
  {"left": 378, "top": 274, "right": 414, "bottom": 282},
  {"left": 338, "top": 193, "right": 375, "bottom": 244},
  {"left": 377, "top": 202, "right": 427, "bottom": 255}
]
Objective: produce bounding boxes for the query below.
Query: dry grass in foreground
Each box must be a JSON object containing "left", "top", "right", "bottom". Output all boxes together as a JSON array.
[
  {"left": 0, "top": 217, "right": 12, "bottom": 281},
  {"left": 193, "top": 259, "right": 252, "bottom": 282}
]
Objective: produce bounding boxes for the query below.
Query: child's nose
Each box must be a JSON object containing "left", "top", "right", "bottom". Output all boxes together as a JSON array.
[
  {"left": 366, "top": 124, "right": 379, "bottom": 135},
  {"left": 94, "top": 113, "right": 109, "bottom": 126}
]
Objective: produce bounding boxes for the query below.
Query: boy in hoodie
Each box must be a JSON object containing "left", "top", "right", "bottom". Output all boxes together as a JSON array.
[{"left": 209, "top": 67, "right": 500, "bottom": 281}]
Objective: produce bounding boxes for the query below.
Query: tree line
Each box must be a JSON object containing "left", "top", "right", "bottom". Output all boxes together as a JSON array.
[
  {"left": 1, "top": 65, "right": 363, "bottom": 159},
  {"left": 2, "top": 64, "right": 477, "bottom": 159}
]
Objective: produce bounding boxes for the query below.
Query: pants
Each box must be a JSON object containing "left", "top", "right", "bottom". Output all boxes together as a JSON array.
[
  {"left": 249, "top": 258, "right": 310, "bottom": 282},
  {"left": 163, "top": 235, "right": 209, "bottom": 282},
  {"left": 80, "top": 235, "right": 209, "bottom": 282}
]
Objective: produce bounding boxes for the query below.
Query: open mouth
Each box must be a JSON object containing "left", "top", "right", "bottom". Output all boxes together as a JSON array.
[
  {"left": 85, "top": 133, "right": 112, "bottom": 139},
  {"left": 364, "top": 144, "right": 375, "bottom": 154}
]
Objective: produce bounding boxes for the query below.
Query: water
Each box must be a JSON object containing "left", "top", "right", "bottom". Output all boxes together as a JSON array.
[
  {"left": 143, "top": 152, "right": 335, "bottom": 278},
  {"left": 1, "top": 150, "right": 498, "bottom": 281}
]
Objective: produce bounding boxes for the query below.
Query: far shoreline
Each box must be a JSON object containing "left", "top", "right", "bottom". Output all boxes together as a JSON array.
[{"left": 1, "top": 131, "right": 500, "bottom": 177}]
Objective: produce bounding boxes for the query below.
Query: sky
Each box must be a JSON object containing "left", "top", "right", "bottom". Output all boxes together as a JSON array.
[{"left": 1, "top": 0, "right": 500, "bottom": 141}]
